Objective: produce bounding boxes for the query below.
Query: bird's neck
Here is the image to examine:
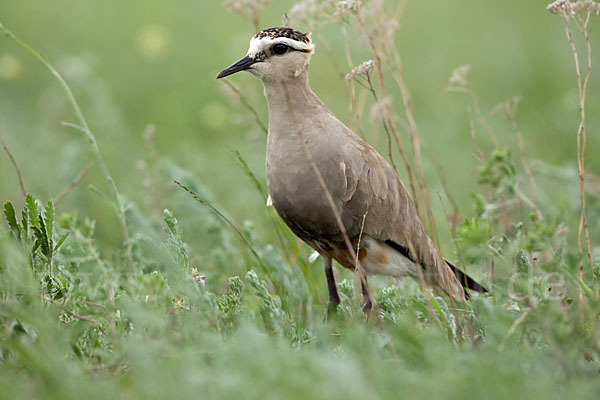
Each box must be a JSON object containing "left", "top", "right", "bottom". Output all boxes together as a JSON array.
[{"left": 262, "top": 69, "right": 322, "bottom": 130}]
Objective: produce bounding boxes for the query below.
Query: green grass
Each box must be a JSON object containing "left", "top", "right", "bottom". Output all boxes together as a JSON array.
[
  {"left": 1, "top": 183, "right": 599, "bottom": 399},
  {"left": 1, "top": 1, "right": 600, "bottom": 399}
]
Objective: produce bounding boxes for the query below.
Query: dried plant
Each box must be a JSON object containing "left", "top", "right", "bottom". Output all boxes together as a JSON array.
[
  {"left": 547, "top": 0, "right": 600, "bottom": 14},
  {"left": 0, "top": 128, "right": 27, "bottom": 197},
  {"left": 548, "top": 0, "right": 597, "bottom": 283},
  {"left": 224, "top": 0, "right": 273, "bottom": 32}
]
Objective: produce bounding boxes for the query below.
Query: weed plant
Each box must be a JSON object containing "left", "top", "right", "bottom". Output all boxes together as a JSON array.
[{"left": 1, "top": 1, "right": 600, "bottom": 399}]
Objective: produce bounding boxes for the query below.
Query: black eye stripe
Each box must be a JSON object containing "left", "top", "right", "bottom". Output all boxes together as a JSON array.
[{"left": 269, "top": 44, "right": 310, "bottom": 56}]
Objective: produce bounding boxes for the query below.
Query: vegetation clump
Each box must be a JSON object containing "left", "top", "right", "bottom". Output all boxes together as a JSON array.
[{"left": 1, "top": 1, "right": 599, "bottom": 399}]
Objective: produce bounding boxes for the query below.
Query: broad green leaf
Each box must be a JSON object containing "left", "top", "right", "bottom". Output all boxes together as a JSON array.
[
  {"left": 20, "top": 208, "right": 29, "bottom": 237},
  {"left": 3, "top": 201, "right": 20, "bottom": 238},
  {"left": 54, "top": 232, "right": 69, "bottom": 254},
  {"left": 35, "top": 215, "right": 51, "bottom": 259},
  {"left": 25, "top": 194, "right": 39, "bottom": 228},
  {"left": 44, "top": 200, "right": 54, "bottom": 249},
  {"left": 31, "top": 226, "right": 43, "bottom": 254}
]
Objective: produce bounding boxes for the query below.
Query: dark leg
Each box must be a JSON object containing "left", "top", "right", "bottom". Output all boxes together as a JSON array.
[
  {"left": 361, "top": 276, "right": 373, "bottom": 314},
  {"left": 323, "top": 256, "right": 340, "bottom": 319},
  {"left": 359, "top": 274, "right": 382, "bottom": 326}
]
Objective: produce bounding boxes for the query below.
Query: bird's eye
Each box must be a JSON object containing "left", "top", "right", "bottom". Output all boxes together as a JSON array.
[{"left": 272, "top": 44, "right": 289, "bottom": 55}]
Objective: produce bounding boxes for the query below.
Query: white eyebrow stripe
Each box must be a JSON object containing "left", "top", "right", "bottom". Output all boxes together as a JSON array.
[{"left": 247, "top": 36, "right": 314, "bottom": 58}]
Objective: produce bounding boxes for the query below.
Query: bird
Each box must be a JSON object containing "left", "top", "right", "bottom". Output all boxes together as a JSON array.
[{"left": 217, "top": 27, "right": 487, "bottom": 315}]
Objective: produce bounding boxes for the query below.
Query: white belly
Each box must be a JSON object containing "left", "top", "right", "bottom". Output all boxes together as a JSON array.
[{"left": 361, "top": 237, "right": 419, "bottom": 279}]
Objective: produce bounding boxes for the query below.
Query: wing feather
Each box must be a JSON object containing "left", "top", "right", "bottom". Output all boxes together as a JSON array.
[{"left": 339, "top": 135, "right": 464, "bottom": 297}]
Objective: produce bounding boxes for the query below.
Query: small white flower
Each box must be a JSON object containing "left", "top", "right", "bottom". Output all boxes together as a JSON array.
[
  {"left": 345, "top": 60, "right": 374, "bottom": 82},
  {"left": 447, "top": 64, "right": 471, "bottom": 87},
  {"left": 334, "top": 0, "right": 360, "bottom": 20},
  {"left": 547, "top": 0, "right": 600, "bottom": 16}
]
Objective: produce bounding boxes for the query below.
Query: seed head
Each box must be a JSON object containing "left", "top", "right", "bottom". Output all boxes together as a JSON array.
[
  {"left": 547, "top": 0, "right": 600, "bottom": 16},
  {"left": 345, "top": 60, "right": 374, "bottom": 82}
]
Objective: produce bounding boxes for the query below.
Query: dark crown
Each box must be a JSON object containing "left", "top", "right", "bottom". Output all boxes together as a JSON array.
[{"left": 253, "top": 27, "right": 311, "bottom": 44}]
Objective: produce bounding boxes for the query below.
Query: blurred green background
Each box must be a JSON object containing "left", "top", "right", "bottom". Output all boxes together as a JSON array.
[
  {"left": 2, "top": 3, "right": 600, "bottom": 399},
  {"left": 0, "top": 0, "right": 598, "bottom": 249}
]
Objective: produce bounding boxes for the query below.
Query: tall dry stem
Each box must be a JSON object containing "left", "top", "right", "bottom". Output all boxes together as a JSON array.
[
  {"left": 0, "top": 128, "right": 27, "bottom": 198},
  {"left": 548, "top": 1, "right": 596, "bottom": 281},
  {"left": 337, "top": 0, "right": 441, "bottom": 245},
  {"left": 224, "top": 0, "right": 272, "bottom": 32}
]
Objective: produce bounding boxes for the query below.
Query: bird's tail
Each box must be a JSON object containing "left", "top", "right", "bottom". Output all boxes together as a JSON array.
[{"left": 445, "top": 259, "right": 488, "bottom": 299}]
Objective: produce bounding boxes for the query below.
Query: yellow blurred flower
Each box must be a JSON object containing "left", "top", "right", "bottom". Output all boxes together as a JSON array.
[
  {"left": 0, "top": 53, "right": 21, "bottom": 80},
  {"left": 136, "top": 25, "right": 169, "bottom": 59},
  {"left": 200, "top": 102, "right": 227, "bottom": 129}
]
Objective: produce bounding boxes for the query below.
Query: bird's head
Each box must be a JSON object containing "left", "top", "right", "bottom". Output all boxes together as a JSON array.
[{"left": 217, "top": 27, "right": 314, "bottom": 82}]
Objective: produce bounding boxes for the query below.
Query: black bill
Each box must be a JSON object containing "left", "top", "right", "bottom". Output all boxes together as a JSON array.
[{"left": 216, "top": 55, "right": 257, "bottom": 79}]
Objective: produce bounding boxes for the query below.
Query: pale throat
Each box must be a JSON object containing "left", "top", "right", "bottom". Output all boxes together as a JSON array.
[{"left": 261, "top": 67, "right": 316, "bottom": 115}]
